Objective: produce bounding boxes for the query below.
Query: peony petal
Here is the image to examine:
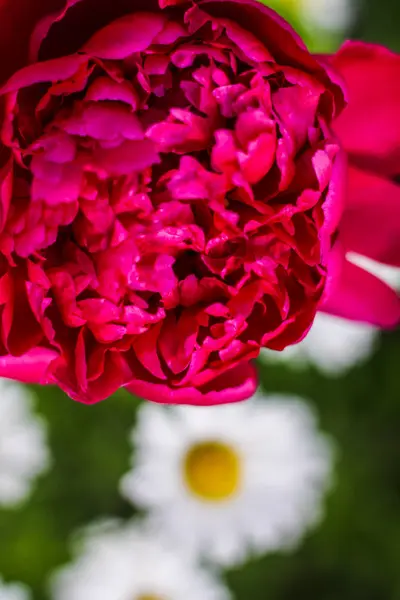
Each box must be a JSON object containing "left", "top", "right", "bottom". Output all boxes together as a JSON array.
[
  {"left": 30, "top": 0, "right": 162, "bottom": 61},
  {"left": 332, "top": 41, "right": 400, "bottom": 177},
  {"left": 159, "top": 0, "right": 187, "bottom": 6},
  {"left": 51, "top": 349, "right": 135, "bottom": 404},
  {"left": 85, "top": 76, "right": 139, "bottom": 109},
  {"left": 83, "top": 12, "right": 167, "bottom": 59},
  {"left": 340, "top": 165, "right": 400, "bottom": 267},
  {"left": 199, "top": 0, "right": 346, "bottom": 118},
  {"left": 322, "top": 254, "right": 400, "bottom": 328},
  {"left": 93, "top": 139, "right": 160, "bottom": 175},
  {"left": 126, "top": 361, "right": 258, "bottom": 405},
  {"left": 0, "top": 348, "right": 57, "bottom": 383},
  {"left": 62, "top": 104, "right": 145, "bottom": 141},
  {"left": 29, "top": 0, "right": 85, "bottom": 62},
  {"left": 0, "top": 155, "right": 13, "bottom": 232},
  {"left": 320, "top": 146, "right": 346, "bottom": 256},
  {"left": 1, "top": 54, "right": 88, "bottom": 94}
]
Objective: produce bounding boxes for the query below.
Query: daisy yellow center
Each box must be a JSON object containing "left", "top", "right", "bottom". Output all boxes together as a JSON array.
[{"left": 183, "top": 440, "right": 241, "bottom": 501}]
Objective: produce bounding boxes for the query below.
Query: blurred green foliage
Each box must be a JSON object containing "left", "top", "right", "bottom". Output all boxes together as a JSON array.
[
  {"left": 353, "top": 0, "right": 400, "bottom": 51},
  {"left": 1, "top": 330, "right": 400, "bottom": 600},
  {"left": 1, "top": 1, "right": 400, "bottom": 598}
]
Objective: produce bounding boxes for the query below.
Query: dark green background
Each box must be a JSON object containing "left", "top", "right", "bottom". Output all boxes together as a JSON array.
[{"left": 1, "top": 0, "right": 399, "bottom": 598}]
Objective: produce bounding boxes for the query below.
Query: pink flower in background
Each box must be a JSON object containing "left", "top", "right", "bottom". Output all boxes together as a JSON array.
[
  {"left": 321, "top": 42, "right": 400, "bottom": 328},
  {"left": 0, "top": 0, "right": 397, "bottom": 405}
]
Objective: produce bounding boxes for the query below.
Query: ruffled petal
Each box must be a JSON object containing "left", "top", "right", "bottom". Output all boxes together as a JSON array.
[
  {"left": 29, "top": 0, "right": 85, "bottom": 62},
  {"left": 200, "top": 0, "right": 346, "bottom": 118},
  {"left": 340, "top": 165, "right": 400, "bottom": 267},
  {"left": 0, "top": 348, "right": 56, "bottom": 383},
  {"left": 332, "top": 41, "right": 400, "bottom": 177},
  {"left": 322, "top": 253, "right": 400, "bottom": 328},
  {"left": 126, "top": 361, "right": 258, "bottom": 405},
  {"left": 83, "top": 12, "right": 168, "bottom": 60},
  {"left": 159, "top": 0, "right": 187, "bottom": 6},
  {"left": 1, "top": 54, "right": 88, "bottom": 94}
]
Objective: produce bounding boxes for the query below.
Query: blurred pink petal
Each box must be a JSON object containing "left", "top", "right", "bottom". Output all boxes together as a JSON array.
[
  {"left": 340, "top": 166, "right": 400, "bottom": 267},
  {"left": 332, "top": 41, "right": 400, "bottom": 177},
  {"left": 322, "top": 256, "right": 400, "bottom": 329}
]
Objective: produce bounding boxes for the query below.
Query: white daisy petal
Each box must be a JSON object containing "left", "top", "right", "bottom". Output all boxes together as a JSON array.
[
  {"left": 120, "top": 395, "right": 334, "bottom": 567},
  {"left": 0, "top": 577, "right": 31, "bottom": 600},
  {"left": 0, "top": 379, "right": 50, "bottom": 507},
  {"left": 260, "top": 312, "right": 378, "bottom": 375},
  {"left": 50, "top": 520, "right": 231, "bottom": 600}
]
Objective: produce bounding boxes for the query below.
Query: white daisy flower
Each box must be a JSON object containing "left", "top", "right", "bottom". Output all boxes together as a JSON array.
[
  {"left": 51, "top": 520, "right": 231, "bottom": 600},
  {"left": 260, "top": 312, "right": 379, "bottom": 376},
  {"left": 120, "top": 395, "right": 333, "bottom": 567},
  {"left": 0, "top": 577, "right": 31, "bottom": 600},
  {"left": 0, "top": 379, "right": 50, "bottom": 507}
]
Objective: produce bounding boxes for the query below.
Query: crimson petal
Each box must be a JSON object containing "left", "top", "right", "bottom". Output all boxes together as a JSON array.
[{"left": 126, "top": 361, "right": 258, "bottom": 406}]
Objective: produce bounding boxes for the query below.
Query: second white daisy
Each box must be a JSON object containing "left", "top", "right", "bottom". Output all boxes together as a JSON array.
[
  {"left": 51, "top": 520, "right": 231, "bottom": 600},
  {"left": 121, "top": 395, "right": 334, "bottom": 566}
]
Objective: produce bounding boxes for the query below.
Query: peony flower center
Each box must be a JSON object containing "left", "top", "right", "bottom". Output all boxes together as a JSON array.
[{"left": 183, "top": 440, "right": 241, "bottom": 501}]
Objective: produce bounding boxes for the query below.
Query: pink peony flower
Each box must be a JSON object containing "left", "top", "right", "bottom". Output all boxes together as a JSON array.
[{"left": 0, "top": 0, "right": 397, "bottom": 404}]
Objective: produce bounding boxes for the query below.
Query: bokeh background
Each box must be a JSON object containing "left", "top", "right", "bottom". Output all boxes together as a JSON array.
[{"left": 1, "top": 0, "right": 400, "bottom": 598}]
